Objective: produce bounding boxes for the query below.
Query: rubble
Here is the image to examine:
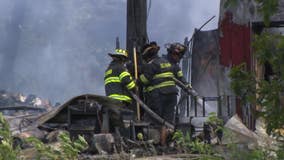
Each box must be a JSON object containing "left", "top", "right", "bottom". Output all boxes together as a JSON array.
[
  {"left": 45, "top": 130, "right": 65, "bottom": 143},
  {"left": 93, "top": 133, "right": 115, "bottom": 154},
  {"left": 17, "top": 128, "right": 46, "bottom": 140},
  {"left": 222, "top": 114, "right": 283, "bottom": 156},
  {"left": 0, "top": 90, "right": 53, "bottom": 110},
  {"left": 0, "top": 90, "right": 54, "bottom": 139},
  {"left": 1, "top": 92, "right": 283, "bottom": 159},
  {"left": 222, "top": 114, "right": 258, "bottom": 145}
]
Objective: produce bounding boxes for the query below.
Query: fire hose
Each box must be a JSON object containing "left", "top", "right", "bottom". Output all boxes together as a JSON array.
[
  {"left": 172, "top": 77, "right": 199, "bottom": 97},
  {"left": 128, "top": 78, "right": 198, "bottom": 130}
]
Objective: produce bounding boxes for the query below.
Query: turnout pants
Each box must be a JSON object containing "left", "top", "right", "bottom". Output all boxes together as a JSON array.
[{"left": 144, "top": 90, "right": 177, "bottom": 125}]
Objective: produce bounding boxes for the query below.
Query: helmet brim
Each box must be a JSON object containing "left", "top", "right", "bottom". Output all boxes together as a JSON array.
[
  {"left": 108, "top": 53, "right": 128, "bottom": 58},
  {"left": 142, "top": 46, "right": 160, "bottom": 56}
]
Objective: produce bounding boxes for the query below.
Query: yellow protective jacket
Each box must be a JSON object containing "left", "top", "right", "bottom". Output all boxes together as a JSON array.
[
  {"left": 139, "top": 56, "right": 178, "bottom": 94},
  {"left": 104, "top": 61, "right": 135, "bottom": 103}
]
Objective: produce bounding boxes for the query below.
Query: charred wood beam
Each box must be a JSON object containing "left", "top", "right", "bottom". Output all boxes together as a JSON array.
[
  {"left": 0, "top": 106, "right": 46, "bottom": 112},
  {"left": 252, "top": 20, "right": 284, "bottom": 34}
]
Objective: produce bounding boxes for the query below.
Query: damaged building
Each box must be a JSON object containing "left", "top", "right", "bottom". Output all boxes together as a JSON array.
[
  {"left": 1, "top": 0, "right": 284, "bottom": 159},
  {"left": 177, "top": 0, "right": 284, "bottom": 131}
]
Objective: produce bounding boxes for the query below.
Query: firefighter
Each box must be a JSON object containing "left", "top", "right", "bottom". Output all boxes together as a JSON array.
[
  {"left": 104, "top": 48, "right": 136, "bottom": 132},
  {"left": 165, "top": 42, "right": 192, "bottom": 88},
  {"left": 139, "top": 41, "right": 177, "bottom": 145},
  {"left": 105, "top": 48, "right": 136, "bottom": 105}
]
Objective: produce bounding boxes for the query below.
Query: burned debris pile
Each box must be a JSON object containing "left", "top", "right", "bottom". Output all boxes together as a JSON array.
[
  {"left": 0, "top": 90, "right": 54, "bottom": 136},
  {"left": 1, "top": 93, "right": 284, "bottom": 160},
  {"left": 0, "top": 90, "right": 53, "bottom": 113}
]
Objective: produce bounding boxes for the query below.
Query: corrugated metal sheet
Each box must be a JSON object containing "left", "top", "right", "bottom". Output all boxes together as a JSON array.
[
  {"left": 192, "top": 30, "right": 219, "bottom": 98},
  {"left": 178, "top": 30, "right": 221, "bottom": 117},
  {"left": 219, "top": 12, "right": 254, "bottom": 129},
  {"left": 179, "top": 29, "right": 236, "bottom": 121},
  {"left": 219, "top": 12, "right": 251, "bottom": 69}
]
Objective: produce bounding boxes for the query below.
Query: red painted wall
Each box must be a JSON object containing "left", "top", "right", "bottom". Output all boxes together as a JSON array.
[
  {"left": 219, "top": 12, "right": 251, "bottom": 69},
  {"left": 219, "top": 12, "right": 253, "bottom": 128}
]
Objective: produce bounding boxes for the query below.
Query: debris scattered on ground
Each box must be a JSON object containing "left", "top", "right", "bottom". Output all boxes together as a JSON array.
[
  {"left": 223, "top": 114, "right": 258, "bottom": 145},
  {"left": 1, "top": 91, "right": 284, "bottom": 160},
  {"left": 0, "top": 90, "right": 53, "bottom": 110},
  {"left": 0, "top": 90, "right": 54, "bottom": 138}
]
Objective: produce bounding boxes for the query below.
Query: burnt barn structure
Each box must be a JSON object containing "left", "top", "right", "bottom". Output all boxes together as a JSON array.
[
  {"left": 219, "top": 0, "right": 284, "bottom": 129},
  {"left": 23, "top": 94, "right": 135, "bottom": 145},
  {"left": 178, "top": 0, "right": 284, "bottom": 130},
  {"left": 12, "top": 0, "right": 284, "bottom": 146}
]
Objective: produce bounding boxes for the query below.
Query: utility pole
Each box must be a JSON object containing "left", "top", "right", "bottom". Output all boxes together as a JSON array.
[
  {"left": 126, "top": 0, "right": 148, "bottom": 121},
  {"left": 126, "top": 0, "right": 147, "bottom": 62}
]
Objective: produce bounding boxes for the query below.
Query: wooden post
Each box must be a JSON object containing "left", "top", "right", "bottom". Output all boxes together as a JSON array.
[{"left": 133, "top": 45, "right": 140, "bottom": 121}]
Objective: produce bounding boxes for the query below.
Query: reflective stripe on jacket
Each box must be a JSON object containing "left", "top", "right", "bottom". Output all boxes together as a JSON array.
[
  {"left": 162, "top": 54, "right": 188, "bottom": 85},
  {"left": 172, "top": 63, "right": 188, "bottom": 85},
  {"left": 104, "top": 61, "right": 135, "bottom": 103},
  {"left": 139, "top": 56, "right": 178, "bottom": 94}
]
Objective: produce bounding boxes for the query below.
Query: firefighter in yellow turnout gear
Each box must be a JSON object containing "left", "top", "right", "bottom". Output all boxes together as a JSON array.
[
  {"left": 165, "top": 42, "right": 191, "bottom": 88},
  {"left": 139, "top": 42, "right": 177, "bottom": 145},
  {"left": 104, "top": 49, "right": 136, "bottom": 132},
  {"left": 105, "top": 49, "right": 136, "bottom": 105}
]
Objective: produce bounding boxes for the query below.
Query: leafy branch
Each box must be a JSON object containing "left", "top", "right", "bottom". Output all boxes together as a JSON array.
[
  {"left": 229, "top": 31, "right": 284, "bottom": 134},
  {"left": 0, "top": 113, "right": 19, "bottom": 160},
  {"left": 26, "top": 132, "right": 88, "bottom": 160}
]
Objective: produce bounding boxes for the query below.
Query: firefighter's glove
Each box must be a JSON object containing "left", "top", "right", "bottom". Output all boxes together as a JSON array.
[
  {"left": 185, "top": 83, "right": 192, "bottom": 89},
  {"left": 134, "top": 78, "right": 139, "bottom": 85}
]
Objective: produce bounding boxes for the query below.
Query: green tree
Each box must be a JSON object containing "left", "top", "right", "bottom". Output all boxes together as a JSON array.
[
  {"left": 0, "top": 113, "right": 19, "bottom": 160},
  {"left": 226, "top": 0, "right": 284, "bottom": 133},
  {"left": 230, "top": 32, "right": 284, "bottom": 134}
]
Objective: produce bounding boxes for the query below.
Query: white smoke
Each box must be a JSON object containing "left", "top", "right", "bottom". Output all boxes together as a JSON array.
[{"left": 0, "top": 0, "right": 219, "bottom": 104}]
